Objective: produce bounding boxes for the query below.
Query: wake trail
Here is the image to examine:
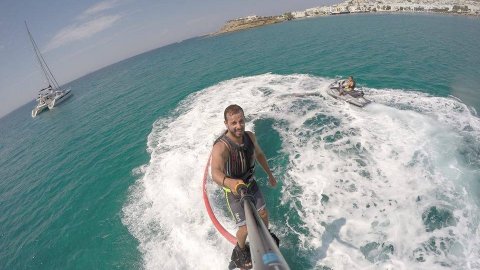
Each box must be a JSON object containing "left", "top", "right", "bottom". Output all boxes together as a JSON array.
[{"left": 122, "top": 73, "right": 480, "bottom": 270}]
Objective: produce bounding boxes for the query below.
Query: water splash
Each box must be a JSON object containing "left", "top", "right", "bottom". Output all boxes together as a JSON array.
[{"left": 122, "top": 73, "right": 480, "bottom": 269}]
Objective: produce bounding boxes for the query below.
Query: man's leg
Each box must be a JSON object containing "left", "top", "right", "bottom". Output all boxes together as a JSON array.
[
  {"left": 231, "top": 225, "right": 252, "bottom": 269},
  {"left": 258, "top": 209, "right": 269, "bottom": 227},
  {"left": 236, "top": 225, "right": 248, "bottom": 249},
  {"left": 258, "top": 208, "right": 279, "bottom": 246},
  {"left": 226, "top": 191, "right": 252, "bottom": 269},
  {"left": 225, "top": 189, "right": 247, "bottom": 248}
]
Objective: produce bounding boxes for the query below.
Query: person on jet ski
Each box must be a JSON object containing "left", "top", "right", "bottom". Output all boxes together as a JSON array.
[
  {"left": 340, "top": 76, "right": 364, "bottom": 97},
  {"left": 343, "top": 76, "right": 356, "bottom": 91}
]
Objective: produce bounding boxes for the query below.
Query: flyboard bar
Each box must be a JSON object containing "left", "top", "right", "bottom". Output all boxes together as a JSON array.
[
  {"left": 238, "top": 185, "right": 290, "bottom": 270},
  {"left": 202, "top": 155, "right": 236, "bottom": 245}
]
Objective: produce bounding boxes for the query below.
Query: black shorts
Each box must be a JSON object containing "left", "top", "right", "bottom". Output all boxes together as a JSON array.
[{"left": 224, "top": 179, "right": 266, "bottom": 227}]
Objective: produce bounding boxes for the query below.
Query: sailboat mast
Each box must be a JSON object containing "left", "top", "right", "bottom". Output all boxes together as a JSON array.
[{"left": 25, "top": 21, "right": 61, "bottom": 90}]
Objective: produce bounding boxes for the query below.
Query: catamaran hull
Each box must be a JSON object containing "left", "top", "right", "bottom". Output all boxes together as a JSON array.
[
  {"left": 48, "top": 89, "right": 72, "bottom": 109},
  {"left": 31, "top": 103, "right": 48, "bottom": 118}
]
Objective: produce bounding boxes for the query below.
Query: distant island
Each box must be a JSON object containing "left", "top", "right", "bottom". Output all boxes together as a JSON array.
[{"left": 214, "top": 0, "right": 480, "bottom": 35}]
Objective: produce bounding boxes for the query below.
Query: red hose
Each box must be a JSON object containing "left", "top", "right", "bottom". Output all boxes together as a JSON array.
[{"left": 202, "top": 154, "right": 236, "bottom": 245}]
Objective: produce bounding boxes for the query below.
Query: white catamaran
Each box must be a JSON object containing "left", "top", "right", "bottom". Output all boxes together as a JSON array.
[{"left": 27, "top": 21, "right": 72, "bottom": 118}]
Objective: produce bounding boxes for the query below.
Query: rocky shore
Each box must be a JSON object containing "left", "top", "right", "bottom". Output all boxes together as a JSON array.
[{"left": 214, "top": 15, "right": 286, "bottom": 35}]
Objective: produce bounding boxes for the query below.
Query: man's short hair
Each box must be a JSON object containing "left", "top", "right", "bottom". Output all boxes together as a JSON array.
[{"left": 224, "top": 104, "right": 244, "bottom": 121}]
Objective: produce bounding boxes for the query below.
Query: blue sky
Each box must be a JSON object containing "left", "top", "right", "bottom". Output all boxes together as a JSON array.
[{"left": 0, "top": 0, "right": 339, "bottom": 117}]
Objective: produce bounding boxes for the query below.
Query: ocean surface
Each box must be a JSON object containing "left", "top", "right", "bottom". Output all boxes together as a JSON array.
[{"left": 1, "top": 13, "right": 479, "bottom": 269}]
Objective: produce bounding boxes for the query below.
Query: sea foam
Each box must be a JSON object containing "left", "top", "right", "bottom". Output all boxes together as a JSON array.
[{"left": 123, "top": 73, "right": 480, "bottom": 269}]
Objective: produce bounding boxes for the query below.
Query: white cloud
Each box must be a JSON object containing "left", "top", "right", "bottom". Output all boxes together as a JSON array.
[
  {"left": 44, "top": 15, "right": 122, "bottom": 52},
  {"left": 80, "top": 0, "right": 119, "bottom": 19}
]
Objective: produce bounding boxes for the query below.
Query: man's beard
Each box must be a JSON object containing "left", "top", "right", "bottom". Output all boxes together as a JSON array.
[{"left": 229, "top": 127, "right": 244, "bottom": 138}]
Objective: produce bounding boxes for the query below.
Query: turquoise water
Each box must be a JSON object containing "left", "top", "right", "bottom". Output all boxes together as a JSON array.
[{"left": 1, "top": 14, "right": 479, "bottom": 269}]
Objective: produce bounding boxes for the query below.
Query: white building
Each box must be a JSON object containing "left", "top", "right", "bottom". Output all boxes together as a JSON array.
[
  {"left": 291, "top": 11, "right": 307, "bottom": 18},
  {"left": 305, "top": 7, "right": 324, "bottom": 16},
  {"left": 285, "top": 0, "right": 480, "bottom": 20}
]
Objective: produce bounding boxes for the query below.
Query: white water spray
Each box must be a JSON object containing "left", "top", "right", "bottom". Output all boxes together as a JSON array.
[{"left": 123, "top": 74, "right": 480, "bottom": 269}]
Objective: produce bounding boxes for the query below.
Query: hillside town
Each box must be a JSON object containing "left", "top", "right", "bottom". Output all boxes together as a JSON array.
[
  {"left": 291, "top": 0, "right": 480, "bottom": 18},
  {"left": 216, "top": 0, "right": 480, "bottom": 34}
]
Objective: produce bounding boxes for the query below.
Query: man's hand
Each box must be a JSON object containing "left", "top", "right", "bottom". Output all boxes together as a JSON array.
[
  {"left": 229, "top": 179, "right": 246, "bottom": 195},
  {"left": 268, "top": 175, "right": 277, "bottom": 188}
]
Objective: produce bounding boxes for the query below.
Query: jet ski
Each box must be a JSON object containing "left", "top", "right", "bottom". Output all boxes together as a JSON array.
[{"left": 327, "top": 80, "right": 371, "bottom": 107}]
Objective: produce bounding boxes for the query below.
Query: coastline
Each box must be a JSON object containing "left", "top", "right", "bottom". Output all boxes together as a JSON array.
[
  {"left": 212, "top": 15, "right": 286, "bottom": 36},
  {"left": 213, "top": 0, "right": 480, "bottom": 35}
]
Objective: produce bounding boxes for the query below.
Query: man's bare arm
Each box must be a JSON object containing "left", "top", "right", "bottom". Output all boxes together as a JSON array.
[{"left": 247, "top": 132, "right": 277, "bottom": 187}]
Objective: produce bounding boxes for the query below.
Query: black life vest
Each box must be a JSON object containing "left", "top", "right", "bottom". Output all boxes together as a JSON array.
[{"left": 215, "top": 132, "right": 256, "bottom": 183}]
